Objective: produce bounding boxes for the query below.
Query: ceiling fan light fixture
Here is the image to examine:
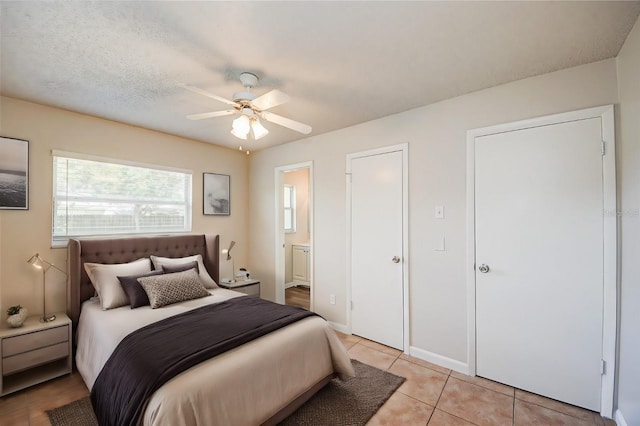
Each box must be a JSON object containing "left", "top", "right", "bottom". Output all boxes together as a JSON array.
[
  {"left": 251, "top": 119, "right": 269, "bottom": 140},
  {"left": 231, "top": 114, "right": 251, "bottom": 139}
]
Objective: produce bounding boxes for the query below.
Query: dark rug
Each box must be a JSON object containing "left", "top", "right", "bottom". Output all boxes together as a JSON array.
[{"left": 47, "top": 360, "right": 404, "bottom": 426}]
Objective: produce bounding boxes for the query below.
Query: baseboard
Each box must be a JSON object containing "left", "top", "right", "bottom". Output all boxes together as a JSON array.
[
  {"left": 285, "top": 282, "right": 296, "bottom": 289},
  {"left": 409, "top": 346, "right": 469, "bottom": 374},
  {"left": 615, "top": 409, "right": 628, "bottom": 426},
  {"left": 328, "top": 321, "right": 349, "bottom": 334}
]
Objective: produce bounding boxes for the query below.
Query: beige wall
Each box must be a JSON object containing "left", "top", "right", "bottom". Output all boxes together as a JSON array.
[
  {"left": 249, "top": 59, "right": 619, "bottom": 364},
  {"left": 0, "top": 96, "right": 249, "bottom": 317},
  {"left": 615, "top": 15, "right": 640, "bottom": 425},
  {"left": 284, "top": 168, "right": 310, "bottom": 284}
]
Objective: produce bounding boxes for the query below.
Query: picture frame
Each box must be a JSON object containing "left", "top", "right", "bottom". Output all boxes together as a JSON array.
[
  {"left": 203, "top": 173, "right": 230, "bottom": 215},
  {"left": 0, "top": 136, "right": 29, "bottom": 210}
]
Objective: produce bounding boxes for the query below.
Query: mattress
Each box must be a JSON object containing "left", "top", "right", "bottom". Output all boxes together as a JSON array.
[{"left": 76, "top": 289, "right": 354, "bottom": 425}]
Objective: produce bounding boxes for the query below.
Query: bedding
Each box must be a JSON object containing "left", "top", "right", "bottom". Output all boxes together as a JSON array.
[
  {"left": 91, "top": 297, "right": 318, "bottom": 426},
  {"left": 161, "top": 260, "right": 199, "bottom": 274},
  {"left": 75, "top": 288, "right": 354, "bottom": 426},
  {"left": 138, "top": 268, "right": 210, "bottom": 308},
  {"left": 150, "top": 254, "right": 218, "bottom": 288},
  {"left": 84, "top": 258, "right": 152, "bottom": 310},
  {"left": 71, "top": 234, "right": 354, "bottom": 426},
  {"left": 117, "top": 270, "right": 163, "bottom": 309}
]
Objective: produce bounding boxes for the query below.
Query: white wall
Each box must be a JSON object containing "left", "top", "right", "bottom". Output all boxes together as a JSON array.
[
  {"left": 0, "top": 96, "right": 249, "bottom": 317},
  {"left": 284, "top": 169, "right": 310, "bottom": 284},
  {"left": 615, "top": 15, "right": 640, "bottom": 426},
  {"left": 249, "top": 59, "right": 618, "bottom": 364}
]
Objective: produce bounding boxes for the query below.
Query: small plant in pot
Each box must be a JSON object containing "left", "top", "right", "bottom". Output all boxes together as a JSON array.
[{"left": 6, "top": 305, "right": 28, "bottom": 328}]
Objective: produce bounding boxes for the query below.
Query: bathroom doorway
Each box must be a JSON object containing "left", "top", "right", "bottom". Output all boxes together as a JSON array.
[{"left": 274, "top": 162, "right": 313, "bottom": 310}]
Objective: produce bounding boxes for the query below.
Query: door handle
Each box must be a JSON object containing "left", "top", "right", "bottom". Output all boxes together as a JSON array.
[
  {"left": 478, "top": 264, "right": 490, "bottom": 273},
  {"left": 392, "top": 256, "right": 401, "bottom": 263}
]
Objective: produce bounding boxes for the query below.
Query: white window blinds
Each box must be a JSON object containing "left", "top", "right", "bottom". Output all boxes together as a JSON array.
[{"left": 52, "top": 152, "right": 192, "bottom": 244}]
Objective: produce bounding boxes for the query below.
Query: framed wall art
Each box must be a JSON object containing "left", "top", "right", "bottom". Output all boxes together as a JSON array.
[
  {"left": 0, "top": 136, "right": 29, "bottom": 210},
  {"left": 203, "top": 173, "right": 230, "bottom": 215}
]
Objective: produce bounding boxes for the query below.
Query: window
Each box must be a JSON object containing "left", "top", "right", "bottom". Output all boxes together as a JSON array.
[
  {"left": 284, "top": 184, "right": 296, "bottom": 233},
  {"left": 52, "top": 151, "right": 192, "bottom": 245}
]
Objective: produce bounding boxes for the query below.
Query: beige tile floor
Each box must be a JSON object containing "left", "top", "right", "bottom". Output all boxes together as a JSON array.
[{"left": 335, "top": 331, "right": 614, "bottom": 426}]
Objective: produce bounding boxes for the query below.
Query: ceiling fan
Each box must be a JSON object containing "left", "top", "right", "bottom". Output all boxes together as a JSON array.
[{"left": 180, "top": 72, "right": 312, "bottom": 141}]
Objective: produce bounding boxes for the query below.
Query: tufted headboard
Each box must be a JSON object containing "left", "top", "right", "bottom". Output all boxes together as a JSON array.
[{"left": 67, "top": 234, "right": 220, "bottom": 329}]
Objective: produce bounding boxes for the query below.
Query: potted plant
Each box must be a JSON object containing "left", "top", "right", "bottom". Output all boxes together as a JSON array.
[{"left": 6, "top": 305, "right": 28, "bottom": 328}]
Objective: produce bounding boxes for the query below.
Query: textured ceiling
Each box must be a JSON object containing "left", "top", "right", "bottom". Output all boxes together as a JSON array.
[{"left": 1, "top": 1, "right": 639, "bottom": 151}]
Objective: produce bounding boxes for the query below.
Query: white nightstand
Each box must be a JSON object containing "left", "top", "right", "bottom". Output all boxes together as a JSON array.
[
  {"left": 218, "top": 279, "right": 261, "bottom": 297},
  {"left": 0, "top": 313, "right": 72, "bottom": 396}
]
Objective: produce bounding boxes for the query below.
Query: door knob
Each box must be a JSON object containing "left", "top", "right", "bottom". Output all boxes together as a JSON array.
[
  {"left": 478, "top": 264, "right": 490, "bottom": 273},
  {"left": 392, "top": 256, "right": 401, "bottom": 263}
]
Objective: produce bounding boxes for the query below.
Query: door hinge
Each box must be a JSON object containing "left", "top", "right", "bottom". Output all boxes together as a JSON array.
[
  {"left": 351, "top": 301, "right": 354, "bottom": 310},
  {"left": 601, "top": 359, "right": 606, "bottom": 375},
  {"left": 601, "top": 141, "right": 606, "bottom": 156}
]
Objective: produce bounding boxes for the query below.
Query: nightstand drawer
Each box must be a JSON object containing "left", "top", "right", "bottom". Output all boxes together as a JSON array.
[
  {"left": 3, "top": 342, "right": 69, "bottom": 375},
  {"left": 236, "top": 284, "right": 259, "bottom": 296},
  {"left": 2, "top": 326, "right": 68, "bottom": 357}
]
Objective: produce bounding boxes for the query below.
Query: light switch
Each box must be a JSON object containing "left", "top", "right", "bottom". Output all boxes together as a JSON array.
[
  {"left": 435, "top": 237, "right": 445, "bottom": 251},
  {"left": 435, "top": 205, "right": 444, "bottom": 219}
]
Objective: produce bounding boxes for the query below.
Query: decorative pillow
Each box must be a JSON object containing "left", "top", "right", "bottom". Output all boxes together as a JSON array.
[
  {"left": 118, "top": 270, "right": 163, "bottom": 309},
  {"left": 138, "top": 269, "right": 210, "bottom": 309},
  {"left": 150, "top": 254, "right": 218, "bottom": 289},
  {"left": 84, "top": 258, "right": 152, "bottom": 310},
  {"left": 161, "top": 260, "right": 199, "bottom": 274}
]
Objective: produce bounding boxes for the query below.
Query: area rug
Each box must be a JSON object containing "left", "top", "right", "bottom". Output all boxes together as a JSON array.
[{"left": 47, "top": 360, "right": 405, "bottom": 426}]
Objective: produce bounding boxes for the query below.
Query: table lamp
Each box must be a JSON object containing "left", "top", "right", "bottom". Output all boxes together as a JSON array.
[{"left": 27, "top": 253, "right": 65, "bottom": 322}]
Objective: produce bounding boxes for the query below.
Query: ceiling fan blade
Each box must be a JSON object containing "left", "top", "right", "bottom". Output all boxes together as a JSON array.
[
  {"left": 251, "top": 89, "right": 290, "bottom": 111},
  {"left": 179, "top": 83, "right": 238, "bottom": 107},
  {"left": 186, "top": 110, "right": 237, "bottom": 120},
  {"left": 261, "top": 111, "right": 312, "bottom": 134}
]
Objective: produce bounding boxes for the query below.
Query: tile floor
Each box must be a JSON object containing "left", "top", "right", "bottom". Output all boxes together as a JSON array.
[{"left": 335, "top": 331, "right": 614, "bottom": 426}]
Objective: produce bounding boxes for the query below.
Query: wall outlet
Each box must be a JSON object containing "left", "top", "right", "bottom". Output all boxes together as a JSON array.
[
  {"left": 435, "top": 205, "right": 444, "bottom": 219},
  {"left": 329, "top": 294, "right": 336, "bottom": 305}
]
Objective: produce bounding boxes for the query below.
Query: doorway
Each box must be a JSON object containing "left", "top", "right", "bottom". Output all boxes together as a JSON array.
[
  {"left": 274, "top": 162, "right": 313, "bottom": 311},
  {"left": 347, "top": 144, "right": 409, "bottom": 351},
  {"left": 466, "top": 105, "right": 616, "bottom": 416}
]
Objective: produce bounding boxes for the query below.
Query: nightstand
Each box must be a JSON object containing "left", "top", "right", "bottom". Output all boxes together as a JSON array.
[
  {"left": 218, "top": 279, "right": 261, "bottom": 297},
  {"left": 0, "top": 313, "right": 72, "bottom": 397}
]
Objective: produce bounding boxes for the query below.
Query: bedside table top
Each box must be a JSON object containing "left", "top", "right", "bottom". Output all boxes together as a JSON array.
[
  {"left": 0, "top": 313, "right": 70, "bottom": 337},
  {"left": 219, "top": 279, "right": 260, "bottom": 289}
]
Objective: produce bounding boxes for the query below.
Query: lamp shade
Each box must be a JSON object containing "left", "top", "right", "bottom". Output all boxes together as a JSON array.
[
  {"left": 231, "top": 115, "right": 251, "bottom": 139},
  {"left": 28, "top": 253, "right": 48, "bottom": 270},
  {"left": 226, "top": 241, "right": 236, "bottom": 260},
  {"left": 251, "top": 119, "right": 269, "bottom": 140}
]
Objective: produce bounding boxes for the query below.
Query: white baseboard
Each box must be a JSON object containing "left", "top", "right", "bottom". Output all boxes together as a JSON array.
[
  {"left": 285, "top": 282, "right": 295, "bottom": 289},
  {"left": 615, "top": 409, "right": 628, "bottom": 426},
  {"left": 409, "top": 346, "right": 469, "bottom": 374},
  {"left": 328, "top": 321, "right": 349, "bottom": 334}
]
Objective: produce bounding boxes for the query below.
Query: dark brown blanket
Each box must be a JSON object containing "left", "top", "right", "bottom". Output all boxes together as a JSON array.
[{"left": 90, "top": 296, "right": 317, "bottom": 426}]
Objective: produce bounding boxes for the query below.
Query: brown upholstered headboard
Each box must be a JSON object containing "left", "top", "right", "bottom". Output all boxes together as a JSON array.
[{"left": 67, "top": 234, "right": 220, "bottom": 328}]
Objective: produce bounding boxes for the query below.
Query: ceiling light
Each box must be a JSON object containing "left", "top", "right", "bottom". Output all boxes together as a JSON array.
[
  {"left": 251, "top": 119, "right": 269, "bottom": 140},
  {"left": 231, "top": 115, "right": 250, "bottom": 139}
]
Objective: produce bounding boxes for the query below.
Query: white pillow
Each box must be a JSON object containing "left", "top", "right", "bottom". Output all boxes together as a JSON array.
[
  {"left": 84, "top": 258, "right": 152, "bottom": 310},
  {"left": 150, "top": 254, "right": 218, "bottom": 289}
]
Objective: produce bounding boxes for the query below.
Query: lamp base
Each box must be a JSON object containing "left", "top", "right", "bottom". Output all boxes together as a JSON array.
[{"left": 40, "top": 314, "right": 56, "bottom": 323}]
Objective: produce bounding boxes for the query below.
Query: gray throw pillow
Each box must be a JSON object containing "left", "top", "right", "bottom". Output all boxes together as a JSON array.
[{"left": 138, "top": 268, "right": 210, "bottom": 309}]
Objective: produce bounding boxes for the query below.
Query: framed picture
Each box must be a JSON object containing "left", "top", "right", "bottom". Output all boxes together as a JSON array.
[
  {"left": 0, "top": 136, "right": 29, "bottom": 210},
  {"left": 203, "top": 173, "right": 230, "bottom": 215}
]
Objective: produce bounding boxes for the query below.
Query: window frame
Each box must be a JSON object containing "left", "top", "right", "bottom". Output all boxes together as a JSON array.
[
  {"left": 51, "top": 150, "right": 193, "bottom": 246},
  {"left": 284, "top": 184, "right": 296, "bottom": 233}
]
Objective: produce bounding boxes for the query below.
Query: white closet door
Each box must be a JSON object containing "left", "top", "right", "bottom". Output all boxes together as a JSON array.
[
  {"left": 351, "top": 150, "right": 404, "bottom": 350},
  {"left": 475, "top": 117, "right": 604, "bottom": 410}
]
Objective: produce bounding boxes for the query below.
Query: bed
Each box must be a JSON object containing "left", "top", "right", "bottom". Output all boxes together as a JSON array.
[{"left": 68, "top": 234, "right": 354, "bottom": 425}]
